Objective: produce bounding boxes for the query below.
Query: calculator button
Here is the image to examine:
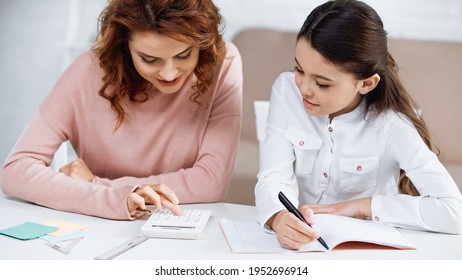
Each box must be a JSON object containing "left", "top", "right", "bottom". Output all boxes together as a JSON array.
[{"left": 141, "top": 209, "right": 211, "bottom": 239}]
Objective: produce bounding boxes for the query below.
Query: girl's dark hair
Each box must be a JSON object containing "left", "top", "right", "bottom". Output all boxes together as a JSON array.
[
  {"left": 94, "top": 0, "right": 225, "bottom": 129},
  {"left": 297, "top": 0, "right": 437, "bottom": 195}
]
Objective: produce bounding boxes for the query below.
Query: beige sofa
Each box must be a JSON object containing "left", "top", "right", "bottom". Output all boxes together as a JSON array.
[{"left": 224, "top": 28, "right": 462, "bottom": 205}]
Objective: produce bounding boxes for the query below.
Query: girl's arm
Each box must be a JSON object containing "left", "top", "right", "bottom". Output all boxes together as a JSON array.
[
  {"left": 255, "top": 73, "right": 301, "bottom": 228},
  {"left": 306, "top": 120, "right": 462, "bottom": 234},
  {"left": 372, "top": 123, "right": 462, "bottom": 233}
]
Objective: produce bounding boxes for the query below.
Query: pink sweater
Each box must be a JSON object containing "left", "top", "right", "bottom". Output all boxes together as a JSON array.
[{"left": 0, "top": 42, "right": 242, "bottom": 220}]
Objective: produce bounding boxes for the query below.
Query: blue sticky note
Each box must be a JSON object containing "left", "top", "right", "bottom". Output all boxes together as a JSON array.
[{"left": 0, "top": 222, "right": 59, "bottom": 240}]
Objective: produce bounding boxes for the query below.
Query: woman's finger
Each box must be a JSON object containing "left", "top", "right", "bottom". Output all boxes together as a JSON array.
[
  {"left": 133, "top": 184, "right": 183, "bottom": 215},
  {"left": 150, "top": 184, "right": 180, "bottom": 205},
  {"left": 161, "top": 198, "right": 184, "bottom": 216},
  {"left": 136, "top": 185, "right": 162, "bottom": 210},
  {"left": 127, "top": 192, "right": 146, "bottom": 213}
]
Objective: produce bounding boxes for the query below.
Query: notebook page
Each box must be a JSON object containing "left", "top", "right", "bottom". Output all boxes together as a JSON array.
[
  {"left": 220, "top": 218, "right": 290, "bottom": 253},
  {"left": 311, "top": 214, "right": 415, "bottom": 250},
  {"left": 220, "top": 215, "right": 415, "bottom": 254}
]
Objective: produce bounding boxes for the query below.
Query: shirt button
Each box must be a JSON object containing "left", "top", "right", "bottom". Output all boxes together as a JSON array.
[
  {"left": 356, "top": 165, "right": 362, "bottom": 171},
  {"left": 299, "top": 140, "right": 304, "bottom": 146},
  {"left": 328, "top": 127, "right": 333, "bottom": 132},
  {"left": 330, "top": 148, "right": 333, "bottom": 153},
  {"left": 323, "top": 172, "right": 328, "bottom": 178},
  {"left": 374, "top": 216, "right": 380, "bottom": 222}
]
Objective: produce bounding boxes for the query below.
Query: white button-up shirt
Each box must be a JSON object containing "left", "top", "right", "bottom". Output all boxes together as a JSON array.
[{"left": 255, "top": 72, "right": 462, "bottom": 234}]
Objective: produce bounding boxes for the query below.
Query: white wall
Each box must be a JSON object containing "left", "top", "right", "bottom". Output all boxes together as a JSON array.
[
  {"left": 0, "top": 0, "right": 105, "bottom": 164},
  {"left": 1, "top": 0, "right": 461, "bottom": 165},
  {"left": 214, "top": 0, "right": 462, "bottom": 42}
]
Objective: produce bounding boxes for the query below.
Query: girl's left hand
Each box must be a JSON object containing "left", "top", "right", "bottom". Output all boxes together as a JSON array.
[
  {"left": 59, "top": 158, "right": 95, "bottom": 182},
  {"left": 302, "top": 197, "right": 372, "bottom": 219}
]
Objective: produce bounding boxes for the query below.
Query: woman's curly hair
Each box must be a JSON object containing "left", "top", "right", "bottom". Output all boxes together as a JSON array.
[{"left": 93, "top": 0, "right": 225, "bottom": 129}]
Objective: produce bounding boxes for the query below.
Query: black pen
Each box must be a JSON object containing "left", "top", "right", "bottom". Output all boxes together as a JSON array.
[{"left": 278, "top": 191, "right": 329, "bottom": 250}]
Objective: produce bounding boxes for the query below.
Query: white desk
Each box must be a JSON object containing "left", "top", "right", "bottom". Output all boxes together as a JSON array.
[{"left": 0, "top": 192, "right": 461, "bottom": 260}]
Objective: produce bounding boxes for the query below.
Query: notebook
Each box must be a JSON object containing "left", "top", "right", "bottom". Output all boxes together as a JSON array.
[{"left": 220, "top": 214, "right": 415, "bottom": 253}]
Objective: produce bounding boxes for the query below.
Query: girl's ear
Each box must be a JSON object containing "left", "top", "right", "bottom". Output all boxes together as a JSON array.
[{"left": 359, "top": 74, "right": 380, "bottom": 95}]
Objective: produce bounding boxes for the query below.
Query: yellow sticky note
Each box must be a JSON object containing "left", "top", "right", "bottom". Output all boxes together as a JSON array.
[{"left": 43, "top": 220, "right": 88, "bottom": 237}]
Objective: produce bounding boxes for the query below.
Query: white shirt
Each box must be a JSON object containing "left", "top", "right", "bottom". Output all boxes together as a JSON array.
[{"left": 255, "top": 72, "right": 462, "bottom": 234}]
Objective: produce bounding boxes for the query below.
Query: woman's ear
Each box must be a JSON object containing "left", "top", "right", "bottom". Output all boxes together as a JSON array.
[{"left": 359, "top": 74, "right": 380, "bottom": 95}]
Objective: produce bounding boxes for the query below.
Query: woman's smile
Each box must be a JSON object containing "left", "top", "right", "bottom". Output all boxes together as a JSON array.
[{"left": 156, "top": 76, "right": 182, "bottom": 87}]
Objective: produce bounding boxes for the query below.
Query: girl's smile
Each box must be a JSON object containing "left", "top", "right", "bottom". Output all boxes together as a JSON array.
[{"left": 302, "top": 98, "right": 319, "bottom": 110}]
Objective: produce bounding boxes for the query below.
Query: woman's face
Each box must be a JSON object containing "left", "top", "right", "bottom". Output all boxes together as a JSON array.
[
  {"left": 128, "top": 31, "right": 200, "bottom": 94},
  {"left": 294, "top": 39, "right": 365, "bottom": 120}
]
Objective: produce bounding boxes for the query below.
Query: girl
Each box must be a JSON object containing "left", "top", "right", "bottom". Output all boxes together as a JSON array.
[
  {"left": 255, "top": 0, "right": 461, "bottom": 250},
  {"left": 0, "top": 0, "right": 242, "bottom": 220}
]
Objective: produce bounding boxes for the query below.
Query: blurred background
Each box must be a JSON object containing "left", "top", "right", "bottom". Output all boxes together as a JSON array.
[{"left": 1, "top": 0, "right": 461, "bottom": 165}]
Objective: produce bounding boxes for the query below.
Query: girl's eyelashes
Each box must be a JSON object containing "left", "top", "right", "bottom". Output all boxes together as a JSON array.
[
  {"left": 294, "top": 66, "right": 304, "bottom": 73},
  {"left": 316, "top": 81, "right": 330, "bottom": 88},
  {"left": 294, "top": 66, "right": 330, "bottom": 88}
]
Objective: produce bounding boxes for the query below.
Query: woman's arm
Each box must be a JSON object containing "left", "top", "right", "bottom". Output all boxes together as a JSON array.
[
  {"left": 0, "top": 112, "right": 138, "bottom": 220},
  {"left": 0, "top": 51, "right": 142, "bottom": 220},
  {"left": 59, "top": 159, "right": 182, "bottom": 216}
]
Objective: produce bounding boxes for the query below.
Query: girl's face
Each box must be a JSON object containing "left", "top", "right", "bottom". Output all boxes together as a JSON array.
[
  {"left": 294, "top": 39, "right": 367, "bottom": 120},
  {"left": 128, "top": 31, "right": 200, "bottom": 94}
]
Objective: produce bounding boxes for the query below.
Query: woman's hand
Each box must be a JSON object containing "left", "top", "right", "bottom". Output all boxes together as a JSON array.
[
  {"left": 266, "top": 207, "right": 320, "bottom": 250},
  {"left": 127, "top": 184, "right": 183, "bottom": 216},
  {"left": 59, "top": 158, "right": 95, "bottom": 182},
  {"left": 305, "top": 197, "right": 372, "bottom": 219}
]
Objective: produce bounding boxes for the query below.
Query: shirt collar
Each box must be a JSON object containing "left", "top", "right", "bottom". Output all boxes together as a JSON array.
[{"left": 329, "top": 98, "right": 367, "bottom": 124}]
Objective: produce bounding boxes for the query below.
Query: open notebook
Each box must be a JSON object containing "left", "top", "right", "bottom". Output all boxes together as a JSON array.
[{"left": 220, "top": 214, "right": 415, "bottom": 253}]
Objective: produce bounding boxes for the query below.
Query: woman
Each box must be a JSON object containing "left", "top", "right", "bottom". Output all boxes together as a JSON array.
[
  {"left": 255, "top": 0, "right": 462, "bottom": 250},
  {"left": 0, "top": 0, "right": 242, "bottom": 220}
]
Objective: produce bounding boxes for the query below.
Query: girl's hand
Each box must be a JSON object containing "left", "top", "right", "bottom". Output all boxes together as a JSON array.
[
  {"left": 59, "top": 158, "right": 95, "bottom": 182},
  {"left": 266, "top": 207, "right": 320, "bottom": 250},
  {"left": 127, "top": 184, "right": 183, "bottom": 216},
  {"left": 305, "top": 197, "right": 372, "bottom": 219}
]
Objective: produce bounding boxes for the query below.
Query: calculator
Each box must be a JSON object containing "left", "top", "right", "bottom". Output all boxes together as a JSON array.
[{"left": 140, "top": 209, "right": 211, "bottom": 239}]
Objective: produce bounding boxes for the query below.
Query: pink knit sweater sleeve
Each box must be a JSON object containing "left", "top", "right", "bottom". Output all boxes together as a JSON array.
[
  {"left": 0, "top": 53, "right": 138, "bottom": 220},
  {"left": 0, "top": 106, "right": 136, "bottom": 220}
]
